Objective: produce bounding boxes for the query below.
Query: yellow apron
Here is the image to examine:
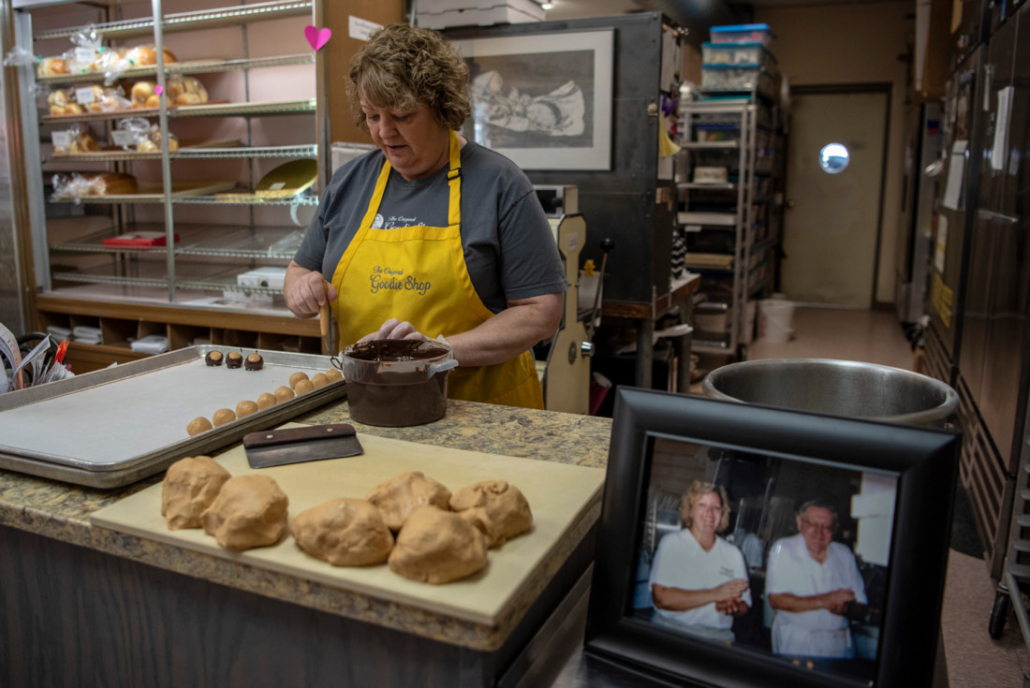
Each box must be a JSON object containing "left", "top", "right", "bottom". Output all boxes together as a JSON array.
[{"left": 330, "top": 131, "right": 544, "bottom": 409}]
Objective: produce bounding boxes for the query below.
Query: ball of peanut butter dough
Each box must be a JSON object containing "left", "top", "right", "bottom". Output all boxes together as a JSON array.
[
  {"left": 201, "top": 474, "right": 289, "bottom": 551},
  {"left": 366, "top": 471, "right": 452, "bottom": 531},
  {"left": 256, "top": 392, "right": 277, "bottom": 410},
  {"left": 292, "top": 498, "right": 394, "bottom": 566},
  {"left": 310, "top": 372, "right": 329, "bottom": 389},
  {"left": 294, "top": 379, "right": 315, "bottom": 395},
  {"left": 236, "top": 400, "right": 259, "bottom": 418},
  {"left": 212, "top": 408, "right": 236, "bottom": 427},
  {"left": 161, "top": 456, "right": 231, "bottom": 530},
  {"left": 388, "top": 506, "right": 488, "bottom": 584},
  {"left": 324, "top": 368, "right": 343, "bottom": 383},
  {"left": 187, "top": 416, "right": 213, "bottom": 436},
  {"left": 451, "top": 480, "right": 533, "bottom": 547},
  {"left": 274, "top": 385, "right": 295, "bottom": 403},
  {"left": 289, "top": 371, "right": 309, "bottom": 389}
]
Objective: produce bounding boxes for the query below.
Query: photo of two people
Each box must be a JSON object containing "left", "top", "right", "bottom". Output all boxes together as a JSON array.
[{"left": 633, "top": 439, "right": 897, "bottom": 684}]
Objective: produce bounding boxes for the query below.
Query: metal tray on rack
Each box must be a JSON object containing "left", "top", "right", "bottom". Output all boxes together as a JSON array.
[{"left": 0, "top": 346, "right": 346, "bottom": 489}]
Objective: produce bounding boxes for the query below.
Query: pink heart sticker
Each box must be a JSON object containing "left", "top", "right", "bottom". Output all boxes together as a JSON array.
[
  {"left": 305, "top": 25, "right": 332, "bottom": 52},
  {"left": 155, "top": 85, "right": 164, "bottom": 96}
]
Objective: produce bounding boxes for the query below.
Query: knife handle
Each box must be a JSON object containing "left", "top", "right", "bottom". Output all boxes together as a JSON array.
[
  {"left": 319, "top": 279, "right": 330, "bottom": 338},
  {"left": 244, "top": 424, "right": 355, "bottom": 449}
]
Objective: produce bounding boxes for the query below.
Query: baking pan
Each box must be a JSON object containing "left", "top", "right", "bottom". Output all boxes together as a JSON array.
[{"left": 0, "top": 346, "right": 346, "bottom": 489}]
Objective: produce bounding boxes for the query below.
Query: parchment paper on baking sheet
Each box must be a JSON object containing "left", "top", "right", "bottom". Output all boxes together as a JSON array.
[{"left": 0, "top": 354, "right": 336, "bottom": 468}]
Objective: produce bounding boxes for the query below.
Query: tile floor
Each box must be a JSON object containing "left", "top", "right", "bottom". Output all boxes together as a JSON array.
[{"left": 737, "top": 305, "right": 1029, "bottom": 687}]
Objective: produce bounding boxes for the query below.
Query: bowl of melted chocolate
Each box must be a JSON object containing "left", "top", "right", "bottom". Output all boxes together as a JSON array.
[{"left": 341, "top": 339, "right": 458, "bottom": 427}]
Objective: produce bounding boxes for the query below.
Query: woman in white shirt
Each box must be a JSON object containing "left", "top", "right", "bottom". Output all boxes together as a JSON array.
[{"left": 650, "top": 480, "right": 751, "bottom": 643}]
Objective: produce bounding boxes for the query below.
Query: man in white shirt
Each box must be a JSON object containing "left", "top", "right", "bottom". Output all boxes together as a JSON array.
[
  {"left": 766, "top": 500, "right": 867, "bottom": 658},
  {"left": 649, "top": 482, "right": 751, "bottom": 642}
]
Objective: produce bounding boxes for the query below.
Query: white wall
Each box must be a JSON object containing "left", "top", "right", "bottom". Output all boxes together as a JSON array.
[{"left": 755, "top": 1, "right": 913, "bottom": 304}]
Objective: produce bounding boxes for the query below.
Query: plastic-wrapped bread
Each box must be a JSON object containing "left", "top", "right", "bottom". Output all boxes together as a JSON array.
[
  {"left": 130, "top": 81, "right": 156, "bottom": 109},
  {"left": 167, "top": 75, "right": 208, "bottom": 106},
  {"left": 37, "top": 57, "right": 69, "bottom": 77},
  {"left": 84, "top": 172, "right": 138, "bottom": 196},
  {"left": 123, "top": 45, "right": 177, "bottom": 67}
]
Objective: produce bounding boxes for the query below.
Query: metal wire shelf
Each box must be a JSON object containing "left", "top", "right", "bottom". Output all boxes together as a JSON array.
[
  {"left": 37, "top": 54, "right": 315, "bottom": 87},
  {"left": 34, "top": 0, "right": 313, "bottom": 41},
  {"left": 47, "top": 144, "right": 317, "bottom": 163},
  {"left": 48, "top": 224, "right": 302, "bottom": 260}
]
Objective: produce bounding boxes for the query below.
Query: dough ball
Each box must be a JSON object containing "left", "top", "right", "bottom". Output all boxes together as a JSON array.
[
  {"left": 388, "top": 506, "right": 488, "bottom": 584},
  {"left": 187, "top": 416, "right": 213, "bottom": 436},
  {"left": 274, "top": 385, "right": 295, "bottom": 402},
  {"left": 161, "top": 456, "right": 231, "bottom": 530},
  {"left": 236, "top": 400, "right": 259, "bottom": 418},
  {"left": 325, "top": 368, "right": 343, "bottom": 383},
  {"left": 256, "top": 392, "right": 277, "bottom": 410},
  {"left": 294, "top": 379, "right": 315, "bottom": 395},
  {"left": 292, "top": 498, "right": 394, "bottom": 567},
  {"left": 366, "top": 471, "right": 452, "bottom": 531},
  {"left": 201, "top": 474, "right": 289, "bottom": 551},
  {"left": 212, "top": 408, "right": 236, "bottom": 427},
  {"left": 289, "top": 371, "right": 310, "bottom": 389},
  {"left": 451, "top": 480, "right": 533, "bottom": 547},
  {"left": 310, "top": 372, "right": 329, "bottom": 389}
]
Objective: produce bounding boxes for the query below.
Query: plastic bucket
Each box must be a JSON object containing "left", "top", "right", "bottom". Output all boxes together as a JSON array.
[
  {"left": 702, "top": 358, "right": 959, "bottom": 426},
  {"left": 757, "top": 298, "right": 795, "bottom": 343}
]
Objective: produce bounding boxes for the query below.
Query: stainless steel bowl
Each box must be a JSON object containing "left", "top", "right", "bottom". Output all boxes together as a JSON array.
[{"left": 702, "top": 358, "right": 958, "bottom": 426}]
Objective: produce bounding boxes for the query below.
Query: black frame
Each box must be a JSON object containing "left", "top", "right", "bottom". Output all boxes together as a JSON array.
[{"left": 585, "top": 387, "right": 959, "bottom": 688}]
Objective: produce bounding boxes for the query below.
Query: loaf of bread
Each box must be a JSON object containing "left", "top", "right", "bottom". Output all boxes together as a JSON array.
[
  {"left": 84, "top": 172, "right": 138, "bottom": 196},
  {"left": 38, "top": 57, "right": 68, "bottom": 77},
  {"left": 130, "top": 81, "right": 156, "bottom": 109}
]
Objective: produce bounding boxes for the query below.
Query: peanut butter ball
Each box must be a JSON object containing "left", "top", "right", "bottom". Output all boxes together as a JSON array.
[
  {"left": 274, "top": 385, "right": 295, "bottom": 402},
  {"left": 236, "top": 400, "right": 259, "bottom": 418},
  {"left": 256, "top": 392, "right": 277, "bottom": 410},
  {"left": 310, "top": 372, "right": 329, "bottom": 389},
  {"left": 294, "top": 379, "right": 315, "bottom": 395},
  {"left": 212, "top": 408, "right": 236, "bottom": 427},
  {"left": 289, "top": 371, "right": 309, "bottom": 389},
  {"left": 187, "top": 416, "right": 213, "bottom": 436}
]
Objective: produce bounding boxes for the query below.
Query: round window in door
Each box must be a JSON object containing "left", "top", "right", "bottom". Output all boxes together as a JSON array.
[{"left": 819, "top": 143, "right": 850, "bottom": 174}]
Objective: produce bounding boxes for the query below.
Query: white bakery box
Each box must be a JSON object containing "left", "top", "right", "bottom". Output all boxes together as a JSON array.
[
  {"left": 417, "top": 0, "right": 544, "bottom": 29},
  {"left": 237, "top": 267, "right": 287, "bottom": 290}
]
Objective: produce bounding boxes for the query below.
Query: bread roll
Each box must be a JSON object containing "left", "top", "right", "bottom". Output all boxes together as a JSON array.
[
  {"left": 131, "top": 81, "right": 155, "bottom": 109},
  {"left": 38, "top": 57, "right": 68, "bottom": 77},
  {"left": 86, "top": 173, "right": 138, "bottom": 196}
]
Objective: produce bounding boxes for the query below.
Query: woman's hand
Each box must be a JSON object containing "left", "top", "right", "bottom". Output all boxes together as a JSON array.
[
  {"left": 358, "top": 318, "right": 431, "bottom": 343},
  {"left": 284, "top": 262, "right": 336, "bottom": 318},
  {"left": 712, "top": 578, "right": 750, "bottom": 602}
]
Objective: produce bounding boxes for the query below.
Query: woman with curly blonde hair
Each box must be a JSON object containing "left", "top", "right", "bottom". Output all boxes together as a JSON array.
[
  {"left": 285, "top": 24, "right": 564, "bottom": 409},
  {"left": 649, "top": 480, "right": 752, "bottom": 642}
]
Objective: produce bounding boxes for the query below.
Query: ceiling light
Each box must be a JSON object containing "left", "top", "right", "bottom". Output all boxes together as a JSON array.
[{"left": 540, "top": 1, "right": 554, "bottom": 9}]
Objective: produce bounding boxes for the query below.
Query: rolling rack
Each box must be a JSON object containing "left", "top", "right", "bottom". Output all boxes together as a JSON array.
[{"left": 988, "top": 378, "right": 1030, "bottom": 687}]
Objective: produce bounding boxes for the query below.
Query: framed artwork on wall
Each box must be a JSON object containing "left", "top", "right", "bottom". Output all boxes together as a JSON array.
[{"left": 451, "top": 29, "right": 614, "bottom": 171}]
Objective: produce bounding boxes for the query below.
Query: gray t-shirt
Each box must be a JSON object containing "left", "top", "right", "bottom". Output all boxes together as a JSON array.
[{"left": 294, "top": 141, "right": 565, "bottom": 314}]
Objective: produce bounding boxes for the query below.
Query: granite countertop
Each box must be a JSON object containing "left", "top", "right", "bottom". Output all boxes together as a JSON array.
[{"left": 0, "top": 398, "right": 613, "bottom": 651}]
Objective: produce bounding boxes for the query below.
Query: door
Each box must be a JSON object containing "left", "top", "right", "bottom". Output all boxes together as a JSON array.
[
  {"left": 781, "top": 89, "right": 889, "bottom": 307},
  {"left": 978, "top": 7, "right": 1029, "bottom": 472},
  {"left": 960, "top": 12, "right": 1017, "bottom": 429}
]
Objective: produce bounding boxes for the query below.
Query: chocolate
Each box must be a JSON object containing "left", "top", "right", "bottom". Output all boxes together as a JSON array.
[
  {"left": 244, "top": 353, "right": 263, "bottom": 371},
  {"left": 346, "top": 339, "right": 450, "bottom": 363},
  {"left": 226, "top": 352, "right": 243, "bottom": 369},
  {"left": 205, "top": 351, "right": 223, "bottom": 367}
]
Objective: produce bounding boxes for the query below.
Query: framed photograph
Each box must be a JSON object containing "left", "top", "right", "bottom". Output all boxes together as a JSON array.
[
  {"left": 585, "top": 388, "right": 959, "bottom": 688},
  {"left": 451, "top": 30, "right": 614, "bottom": 170}
]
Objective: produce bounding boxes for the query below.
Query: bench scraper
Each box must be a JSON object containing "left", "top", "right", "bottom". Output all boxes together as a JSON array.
[{"left": 243, "top": 424, "right": 363, "bottom": 469}]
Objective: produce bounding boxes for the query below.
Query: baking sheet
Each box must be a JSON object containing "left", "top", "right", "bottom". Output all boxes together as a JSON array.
[
  {"left": 90, "top": 429, "right": 605, "bottom": 626},
  {"left": 0, "top": 347, "right": 345, "bottom": 488}
]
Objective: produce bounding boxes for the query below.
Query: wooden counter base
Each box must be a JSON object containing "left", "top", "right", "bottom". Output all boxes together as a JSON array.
[{"left": 0, "top": 521, "right": 597, "bottom": 688}]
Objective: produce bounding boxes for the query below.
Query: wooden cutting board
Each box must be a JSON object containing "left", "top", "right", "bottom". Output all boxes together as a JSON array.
[{"left": 91, "top": 426, "right": 605, "bottom": 626}]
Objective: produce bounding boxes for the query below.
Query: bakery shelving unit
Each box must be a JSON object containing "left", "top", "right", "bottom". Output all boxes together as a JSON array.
[
  {"left": 12, "top": 0, "right": 327, "bottom": 373},
  {"left": 675, "top": 93, "right": 779, "bottom": 359}
]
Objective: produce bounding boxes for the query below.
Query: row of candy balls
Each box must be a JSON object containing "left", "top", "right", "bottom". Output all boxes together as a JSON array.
[{"left": 185, "top": 369, "right": 343, "bottom": 436}]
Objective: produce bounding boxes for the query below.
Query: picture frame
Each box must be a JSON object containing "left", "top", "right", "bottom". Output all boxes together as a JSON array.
[
  {"left": 451, "top": 30, "right": 614, "bottom": 171},
  {"left": 585, "top": 387, "right": 959, "bottom": 688}
]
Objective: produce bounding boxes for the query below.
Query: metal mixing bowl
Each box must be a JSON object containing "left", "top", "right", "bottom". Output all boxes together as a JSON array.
[{"left": 702, "top": 358, "right": 958, "bottom": 426}]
